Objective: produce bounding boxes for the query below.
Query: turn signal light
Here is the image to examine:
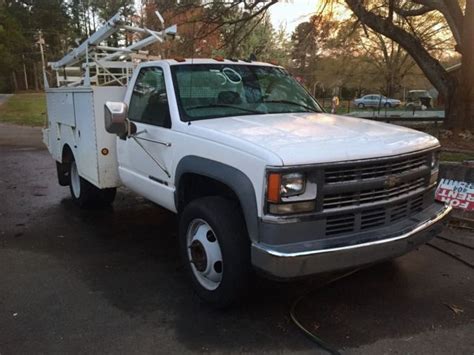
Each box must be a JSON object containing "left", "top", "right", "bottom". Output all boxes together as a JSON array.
[{"left": 267, "top": 173, "right": 281, "bottom": 203}]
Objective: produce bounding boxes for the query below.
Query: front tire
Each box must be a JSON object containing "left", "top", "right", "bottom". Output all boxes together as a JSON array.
[
  {"left": 179, "top": 196, "right": 251, "bottom": 308},
  {"left": 357, "top": 103, "right": 365, "bottom": 108},
  {"left": 69, "top": 160, "right": 116, "bottom": 208}
]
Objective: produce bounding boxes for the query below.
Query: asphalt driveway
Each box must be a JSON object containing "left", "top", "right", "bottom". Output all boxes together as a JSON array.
[{"left": 0, "top": 124, "right": 473, "bottom": 354}]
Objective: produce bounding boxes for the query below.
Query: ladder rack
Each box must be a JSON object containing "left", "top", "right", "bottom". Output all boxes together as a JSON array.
[{"left": 50, "top": 10, "right": 177, "bottom": 87}]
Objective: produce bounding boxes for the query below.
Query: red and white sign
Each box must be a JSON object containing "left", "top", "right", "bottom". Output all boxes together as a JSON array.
[{"left": 435, "top": 179, "right": 474, "bottom": 211}]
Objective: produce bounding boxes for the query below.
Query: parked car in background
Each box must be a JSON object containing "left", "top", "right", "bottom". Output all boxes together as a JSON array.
[
  {"left": 406, "top": 90, "right": 433, "bottom": 109},
  {"left": 354, "top": 95, "right": 401, "bottom": 108}
]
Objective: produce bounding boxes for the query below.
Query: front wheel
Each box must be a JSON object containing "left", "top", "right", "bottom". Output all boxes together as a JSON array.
[
  {"left": 179, "top": 196, "right": 251, "bottom": 308},
  {"left": 357, "top": 103, "right": 365, "bottom": 109},
  {"left": 69, "top": 160, "right": 116, "bottom": 208},
  {"left": 384, "top": 102, "right": 392, "bottom": 108}
]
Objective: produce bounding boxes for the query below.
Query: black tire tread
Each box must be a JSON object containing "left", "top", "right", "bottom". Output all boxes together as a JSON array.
[
  {"left": 179, "top": 196, "right": 251, "bottom": 308},
  {"left": 69, "top": 161, "right": 116, "bottom": 208}
]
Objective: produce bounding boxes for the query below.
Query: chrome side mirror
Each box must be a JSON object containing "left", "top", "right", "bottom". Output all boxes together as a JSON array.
[{"left": 104, "top": 101, "right": 128, "bottom": 136}]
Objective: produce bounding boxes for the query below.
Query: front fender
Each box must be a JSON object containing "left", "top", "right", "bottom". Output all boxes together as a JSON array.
[{"left": 175, "top": 156, "right": 259, "bottom": 242}]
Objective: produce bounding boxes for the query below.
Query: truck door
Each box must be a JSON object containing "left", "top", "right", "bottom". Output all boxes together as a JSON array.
[{"left": 117, "top": 65, "right": 177, "bottom": 212}]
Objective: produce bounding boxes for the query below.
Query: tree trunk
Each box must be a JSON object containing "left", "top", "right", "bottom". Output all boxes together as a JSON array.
[
  {"left": 11, "top": 71, "right": 18, "bottom": 92},
  {"left": 445, "top": 0, "right": 474, "bottom": 131},
  {"left": 445, "top": 68, "right": 474, "bottom": 132}
]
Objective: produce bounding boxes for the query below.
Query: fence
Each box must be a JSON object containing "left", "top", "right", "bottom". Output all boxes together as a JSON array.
[{"left": 316, "top": 97, "right": 445, "bottom": 124}]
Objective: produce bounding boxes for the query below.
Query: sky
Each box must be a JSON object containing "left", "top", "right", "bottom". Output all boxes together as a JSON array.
[
  {"left": 268, "top": 1, "right": 351, "bottom": 34},
  {"left": 268, "top": 0, "right": 319, "bottom": 33}
]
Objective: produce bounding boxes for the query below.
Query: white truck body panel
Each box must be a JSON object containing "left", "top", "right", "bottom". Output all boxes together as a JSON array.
[{"left": 44, "top": 86, "right": 126, "bottom": 188}]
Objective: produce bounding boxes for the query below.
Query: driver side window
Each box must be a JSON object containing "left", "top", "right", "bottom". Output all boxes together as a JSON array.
[{"left": 128, "top": 67, "right": 171, "bottom": 128}]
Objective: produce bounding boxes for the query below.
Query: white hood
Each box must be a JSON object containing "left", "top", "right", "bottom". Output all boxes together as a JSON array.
[{"left": 190, "top": 112, "right": 439, "bottom": 166}]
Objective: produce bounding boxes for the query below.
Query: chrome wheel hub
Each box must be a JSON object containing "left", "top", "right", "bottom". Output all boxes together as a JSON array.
[
  {"left": 70, "top": 161, "right": 81, "bottom": 198},
  {"left": 186, "top": 219, "right": 223, "bottom": 290}
]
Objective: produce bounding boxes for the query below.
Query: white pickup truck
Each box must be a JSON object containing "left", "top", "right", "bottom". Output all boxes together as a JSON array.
[{"left": 44, "top": 58, "right": 451, "bottom": 307}]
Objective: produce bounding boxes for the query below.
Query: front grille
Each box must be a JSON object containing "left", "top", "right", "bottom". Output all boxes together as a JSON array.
[
  {"left": 326, "top": 213, "right": 355, "bottom": 236},
  {"left": 324, "top": 154, "right": 428, "bottom": 184},
  {"left": 326, "top": 194, "right": 424, "bottom": 236},
  {"left": 322, "top": 152, "right": 432, "bottom": 237},
  {"left": 323, "top": 177, "right": 426, "bottom": 210},
  {"left": 322, "top": 151, "right": 431, "bottom": 212}
]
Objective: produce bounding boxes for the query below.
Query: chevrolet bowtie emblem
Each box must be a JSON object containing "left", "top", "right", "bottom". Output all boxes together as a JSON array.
[{"left": 385, "top": 175, "right": 401, "bottom": 188}]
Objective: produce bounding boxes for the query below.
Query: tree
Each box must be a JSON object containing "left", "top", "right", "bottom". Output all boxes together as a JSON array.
[
  {"left": 337, "top": 0, "right": 474, "bottom": 130},
  {"left": 290, "top": 15, "right": 338, "bottom": 78},
  {"left": 335, "top": 10, "right": 453, "bottom": 97},
  {"left": 141, "top": 0, "right": 284, "bottom": 61},
  {"left": 0, "top": 4, "right": 27, "bottom": 91},
  {"left": 0, "top": 0, "right": 72, "bottom": 91}
]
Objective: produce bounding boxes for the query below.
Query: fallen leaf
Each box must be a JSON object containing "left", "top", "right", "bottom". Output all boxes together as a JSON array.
[{"left": 444, "top": 303, "right": 464, "bottom": 315}]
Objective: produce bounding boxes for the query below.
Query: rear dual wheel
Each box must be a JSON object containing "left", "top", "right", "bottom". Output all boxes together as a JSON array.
[
  {"left": 179, "top": 196, "right": 251, "bottom": 308},
  {"left": 69, "top": 160, "right": 116, "bottom": 208}
]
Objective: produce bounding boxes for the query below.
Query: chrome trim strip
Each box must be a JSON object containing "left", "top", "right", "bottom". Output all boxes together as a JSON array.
[
  {"left": 265, "top": 145, "right": 439, "bottom": 171},
  {"left": 253, "top": 204, "right": 451, "bottom": 258}
]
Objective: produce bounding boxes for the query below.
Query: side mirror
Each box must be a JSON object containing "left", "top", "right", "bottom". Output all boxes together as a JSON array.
[{"left": 104, "top": 101, "right": 128, "bottom": 136}]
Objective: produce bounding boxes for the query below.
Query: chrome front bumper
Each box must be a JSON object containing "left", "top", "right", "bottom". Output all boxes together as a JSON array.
[{"left": 251, "top": 203, "right": 452, "bottom": 279}]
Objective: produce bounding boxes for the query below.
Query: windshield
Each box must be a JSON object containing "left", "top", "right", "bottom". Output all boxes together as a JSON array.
[{"left": 170, "top": 64, "right": 322, "bottom": 121}]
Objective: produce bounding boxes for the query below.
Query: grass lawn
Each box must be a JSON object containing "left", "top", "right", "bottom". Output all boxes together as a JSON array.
[
  {"left": 440, "top": 151, "right": 474, "bottom": 162},
  {"left": 0, "top": 93, "right": 46, "bottom": 126}
]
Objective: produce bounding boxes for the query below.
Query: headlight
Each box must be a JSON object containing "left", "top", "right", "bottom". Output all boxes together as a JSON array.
[
  {"left": 431, "top": 151, "right": 439, "bottom": 170},
  {"left": 281, "top": 173, "right": 306, "bottom": 197},
  {"left": 266, "top": 172, "right": 317, "bottom": 214}
]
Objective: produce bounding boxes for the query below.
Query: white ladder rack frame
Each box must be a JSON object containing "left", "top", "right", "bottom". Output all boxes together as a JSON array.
[{"left": 50, "top": 10, "right": 177, "bottom": 87}]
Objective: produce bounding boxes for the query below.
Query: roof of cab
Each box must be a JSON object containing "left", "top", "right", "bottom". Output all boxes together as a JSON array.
[{"left": 141, "top": 58, "right": 280, "bottom": 67}]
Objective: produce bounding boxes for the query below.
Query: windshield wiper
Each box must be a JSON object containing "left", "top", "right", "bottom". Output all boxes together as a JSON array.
[
  {"left": 263, "top": 100, "right": 319, "bottom": 113},
  {"left": 186, "top": 103, "right": 263, "bottom": 114}
]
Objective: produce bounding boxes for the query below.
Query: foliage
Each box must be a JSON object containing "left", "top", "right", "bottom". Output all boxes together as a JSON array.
[
  {"left": 0, "top": 5, "right": 27, "bottom": 82},
  {"left": 332, "top": 0, "right": 473, "bottom": 130},
  {"left": 0, "top": 0, "right": 72, "bottom": 91},
  {"left": 142, "top": 1, "right": 288, "bottom": 62},
  {"left": 291, "top": 14, "right": 338, "bottom": 76}
]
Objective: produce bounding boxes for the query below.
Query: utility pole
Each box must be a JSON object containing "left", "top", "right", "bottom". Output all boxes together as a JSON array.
[
  {"left": 22, "top": 55, "right": 29, "bottom": 90},
  {"left": 36, "top": 31, "right": 49, "bottom": 88}
]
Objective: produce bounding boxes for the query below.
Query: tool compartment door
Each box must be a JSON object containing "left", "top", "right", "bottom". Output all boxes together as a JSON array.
[{"left": 73, "top": 90, "right": 100, "bottom": 185}]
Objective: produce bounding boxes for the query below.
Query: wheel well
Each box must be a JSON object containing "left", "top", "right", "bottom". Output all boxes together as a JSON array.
[
  {"left": 177, "top": 173, "right": 240, "bottom": 213},
  {"left": 62, "top": 144, "right": 74, "bottom": 163},
  {"left": 56, "top": 144, "right": 74, "bottom": 186}
]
